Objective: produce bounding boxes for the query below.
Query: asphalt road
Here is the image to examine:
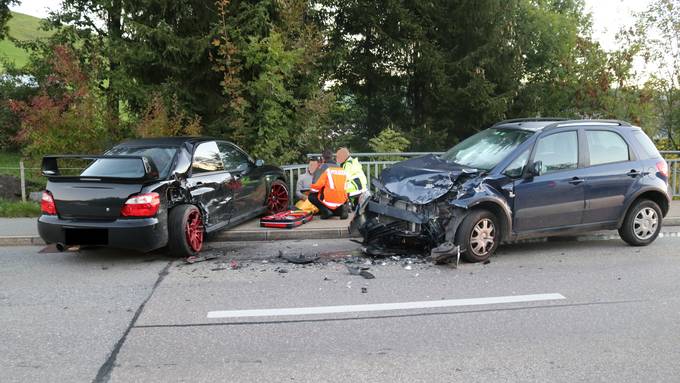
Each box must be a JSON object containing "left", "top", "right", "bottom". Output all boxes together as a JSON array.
[{"left": 2, "top": 237, "right": 680, "bottom": 383}]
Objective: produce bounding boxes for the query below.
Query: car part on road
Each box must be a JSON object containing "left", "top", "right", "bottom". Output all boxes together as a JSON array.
[
  {"left": 282, "top": 253, "right": 320, "bottom": 264},
  {"left": 346, "top": 264, "right": 375, "bottom": 279},
  {"left": 184, "top": 254, "right": 219, "bottom": 264}
]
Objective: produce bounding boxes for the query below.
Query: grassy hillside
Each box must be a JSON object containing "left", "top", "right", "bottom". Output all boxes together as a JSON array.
[{"left": 0, "top": 12, "right": 52, "bottom": 71}]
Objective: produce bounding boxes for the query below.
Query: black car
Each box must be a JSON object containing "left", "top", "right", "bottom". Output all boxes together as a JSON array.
[
  {"left": 38, "top": 137, "right": 289, "bottom": 256},
  {"left": 351, "top": 119, "right": 671, "bottom": 262}
]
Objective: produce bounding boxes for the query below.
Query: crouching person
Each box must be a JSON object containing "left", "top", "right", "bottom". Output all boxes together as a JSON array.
[
  {"left": 336, "top": 147, "right": 367, "bottom": 206},
  {"left": 308, "top": 159, "right": 349, "bottom": 220}
]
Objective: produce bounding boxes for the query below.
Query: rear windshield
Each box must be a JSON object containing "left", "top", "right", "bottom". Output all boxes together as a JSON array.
[
  {"left": 81, "top": 146, "right": 177, "bottom": 178},
  {"left": 633, "top": 131, "right": 661, "bottom": 159},
  {"left": 440, "top": 128, "right": 534, "bottom": 171}
]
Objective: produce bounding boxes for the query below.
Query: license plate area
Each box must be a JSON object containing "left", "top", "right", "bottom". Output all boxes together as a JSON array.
[{"left": 64, "top": 228, "right": 108, "bottom": 245}]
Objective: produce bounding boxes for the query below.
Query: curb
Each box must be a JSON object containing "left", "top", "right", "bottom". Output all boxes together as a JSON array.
[{"left": 2, "top": 218, "right": 680, "bottom": 247}]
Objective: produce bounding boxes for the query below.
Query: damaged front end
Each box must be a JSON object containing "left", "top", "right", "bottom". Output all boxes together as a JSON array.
[{"left": 350, "top": 154, "right": 483, "bottom": 258}]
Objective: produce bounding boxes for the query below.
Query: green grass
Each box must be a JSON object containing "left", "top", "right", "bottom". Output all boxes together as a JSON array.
[
  {"left": 0, "top": 199, "right": 41, "bottom": 217},
  {"left": 0, "top": 12, "right": 53, "bottom": 71}
]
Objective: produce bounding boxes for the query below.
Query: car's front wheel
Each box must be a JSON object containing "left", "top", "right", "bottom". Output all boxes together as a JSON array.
[
  {"left": 168, "top": 204, "right": 204, "bottom": 257},
  {"left": 619, "top": 199, "right": 662, "bottom": 246},
  {"left": 456, "top": 209, "right": 500, "bottom": 263}
]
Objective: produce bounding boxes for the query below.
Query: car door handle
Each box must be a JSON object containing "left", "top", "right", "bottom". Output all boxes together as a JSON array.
[
  {"left": 626, "top": 170, "right": 640, "bottom": 178},
  {"left": 568, "top": 177, "right": 584, "bottom": 185}
]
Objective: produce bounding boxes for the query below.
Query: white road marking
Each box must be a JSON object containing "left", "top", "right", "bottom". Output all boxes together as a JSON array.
[{"left": 207, "top": 293, "right": 566, "bottom": 319}]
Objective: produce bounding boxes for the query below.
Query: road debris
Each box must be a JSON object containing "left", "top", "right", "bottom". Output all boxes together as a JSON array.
[
  {"left": 185, "top": 254, "right": 219, "bottom": 264},
  {"left": 230, "top": 259, "right": 240, "bottom": 269},
  {"left": 346, "top": 264, "right": 375, "bottom": 279},
  {"left": 278, "top": 268, "right": 289, "bottom": 274},
  {"left": 283, "top": 253, "right": 320, "bottom": 264},
  {"left": 361, "top": 287, "right": 368, "bottom": 293},
  {"left": 483, "top": 259, "right": 491, "bottom": 265}
]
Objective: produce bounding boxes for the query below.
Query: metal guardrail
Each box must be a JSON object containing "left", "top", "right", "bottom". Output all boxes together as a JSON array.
[{"left": 4, "top": 150, "right": 680, "bottom": 202}]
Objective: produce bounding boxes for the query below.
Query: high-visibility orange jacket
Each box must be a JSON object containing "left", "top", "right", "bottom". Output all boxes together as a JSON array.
[{"left": 309, "top": 164, "right": 348, "bottom": 209}]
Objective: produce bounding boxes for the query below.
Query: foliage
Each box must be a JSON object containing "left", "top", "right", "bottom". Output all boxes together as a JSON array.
[
  {"left": 211, "top": 0, "right": 331, "bottom": 165},
  {"left": 9, "top": 45, "right": 108, "bottom": 159},
  {"left": 135, "top": 93, "right": 202, "bottom": 138},
  {"left": 0, "top": 0, "right": 18, "bottom": 40},
  {"left": 1, "top": 0, "right": 678, "bottom": 165},
  {"left": 368, "top": 127, "right": 410, "bottom": 153},
  {"left": 630, "top": 0, "right": 680, "bottom": 149},
  {"left": 0, "top": 199, "right": 40, "bottom": 217}
]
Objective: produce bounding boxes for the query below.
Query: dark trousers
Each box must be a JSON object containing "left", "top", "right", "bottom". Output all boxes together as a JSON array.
[{"left": 309, "top": 192, "right": 346, "bottom": 218}]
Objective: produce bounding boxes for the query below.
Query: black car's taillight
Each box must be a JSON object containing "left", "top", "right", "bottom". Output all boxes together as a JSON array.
[
  {"left": 120, "top": 192, "right": 160, "bottom": 217},
  {"left": 41, "top": 191, "right": 57, "bottom": 215}
]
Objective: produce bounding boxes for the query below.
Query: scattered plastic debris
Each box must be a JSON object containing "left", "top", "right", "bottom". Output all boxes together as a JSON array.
[
  {"left": 283, "top": 253, "right": 319, "bottom": 264},
  {"left": 361, "top": 287, "right": 368, "bottom": 293},
  {"left": 278, "top": 268, "right": 289, "bottom": 274},
  {"left": 483, "top": 259, "right": 491, "bottom": 265},
  {"left": 346, "top": 264, "right": 375, "bottom": 279},
  {"left": 230, "top": 259, "right": 240, "bottom": 269},
  {"left": 404, "top": 265, "right": 412, "bottom": 270},
  {"left": 185, "top": 254, "right": 219, "bottom": 264}
]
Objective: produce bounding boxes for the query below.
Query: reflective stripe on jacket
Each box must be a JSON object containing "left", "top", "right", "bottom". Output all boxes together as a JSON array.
[
  {"left": 309, "top": 165, "right": 348, "bottom": 208},
  {"left": 342, "top": 157, "right": 368, "bottom": 196}
]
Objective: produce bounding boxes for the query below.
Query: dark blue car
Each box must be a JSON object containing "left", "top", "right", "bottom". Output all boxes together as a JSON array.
[{"left": 352, "top": 118, "right": 671, "bottom": 262}]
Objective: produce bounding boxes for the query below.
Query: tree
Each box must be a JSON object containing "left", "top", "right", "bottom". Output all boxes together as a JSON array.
[
  {"left": 632, "top": 0, "right": 680, "bottom": 148},
  {"left": 0, "top": 0, "right": 18, "bottom": 40},
  {"left": 212, "top": 0, "right": 332, "bottom": 164}
]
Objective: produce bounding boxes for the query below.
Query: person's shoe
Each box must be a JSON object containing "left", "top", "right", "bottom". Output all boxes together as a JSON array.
[{"left": 340, "top": 206, "right": 349, "bottom": 220}]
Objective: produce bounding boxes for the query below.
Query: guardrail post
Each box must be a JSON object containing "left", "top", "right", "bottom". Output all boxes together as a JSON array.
[{"left": 19, "top": 160, "right": 26, "bottom": 202}]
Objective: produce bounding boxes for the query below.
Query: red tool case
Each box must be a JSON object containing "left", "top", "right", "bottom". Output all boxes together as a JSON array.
[{"left": 260, "top": 210, "right": 314, "bottom": 229}]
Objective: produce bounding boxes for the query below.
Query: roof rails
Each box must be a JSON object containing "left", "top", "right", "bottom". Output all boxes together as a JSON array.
[
  {"left": 550, "top": 119, "right": 632, "bottom": 128},
  {"left": 492, "top": 117, "right": 569, "bottom": 127}
]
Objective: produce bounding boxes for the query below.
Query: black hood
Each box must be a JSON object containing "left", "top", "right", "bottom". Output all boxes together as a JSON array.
[{"left": 379, "top": 154, "right": 476, "bottom": 205}]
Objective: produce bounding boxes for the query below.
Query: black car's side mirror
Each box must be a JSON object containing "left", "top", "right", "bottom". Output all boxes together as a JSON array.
[
  {"left": 528, "top": 160, "right": 543, "bottom": 177},
  {"left": 255, "top": 159, "right": 264, "bottom": 167}
]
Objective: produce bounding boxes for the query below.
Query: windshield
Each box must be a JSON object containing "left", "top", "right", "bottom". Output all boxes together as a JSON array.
[
  {"left": 81, "top": 146, "right": 178, "bottom": 178},
  {"left": 440, "top": 128, "right": 534, "bottom": 171}
]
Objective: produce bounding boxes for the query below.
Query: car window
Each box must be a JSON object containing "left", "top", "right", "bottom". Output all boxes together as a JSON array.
[
  {"left": 633, "top": 130, "right": 660, "bottom": 159},
  {"left": 82, "top": 146, "right": 177, "bottom": 178},
  {"left": 586, "top": 130, "right": 629, "bottom": 165},
  {"left": 503, "top": 149, "right": 530, "bottom": 178},
  {"left": 533, "top": 131, "right": 578, "bottom": 175},
  {"left": 440, "top": 128, "right": 534, "bottom": 171},
  {"left": 192, "top": 141, "right": 224, "bottom": 174},
  {"left": 217, "top": 142, "right": 250, "bottom": 171}
]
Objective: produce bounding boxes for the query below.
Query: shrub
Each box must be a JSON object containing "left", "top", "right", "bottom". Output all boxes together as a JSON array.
[{"left": 135, "top": 93, "right": 202, "bottom": 138}]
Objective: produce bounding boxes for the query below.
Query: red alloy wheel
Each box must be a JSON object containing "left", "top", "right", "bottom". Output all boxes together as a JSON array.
[
  {"left": 185, "top": 210, "right": 203, "bottom": 252},
  {"left": 267, "top": 182, "right": 289, "bottom": 213}
]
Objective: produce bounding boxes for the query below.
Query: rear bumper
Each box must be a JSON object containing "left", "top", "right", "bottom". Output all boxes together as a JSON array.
[{"left": 37, "top": 215, "right": 168, "bottom": 252}]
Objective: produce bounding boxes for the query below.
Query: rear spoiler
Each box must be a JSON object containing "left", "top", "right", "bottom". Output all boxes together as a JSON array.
[{"left": 41, "top": 155, "right": 160, "bottom": 183}]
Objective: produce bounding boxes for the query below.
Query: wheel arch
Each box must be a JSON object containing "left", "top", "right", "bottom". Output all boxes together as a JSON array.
[{"left": 617, "top": 188, "right": 670, "bottom": 228}]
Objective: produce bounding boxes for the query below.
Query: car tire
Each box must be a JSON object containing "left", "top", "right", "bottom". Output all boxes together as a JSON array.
[
  {"left": 618, "top": 199, "right": 663, "bottom": 246},
  {"left": 456, "top": 209, "right": 500, "bottom": 263},
  {"left": 266, "top": 179, "right": 290, "bottom": 214},
  {"left": 168, "top": 204, "right": 204, "bottom": 257}
]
